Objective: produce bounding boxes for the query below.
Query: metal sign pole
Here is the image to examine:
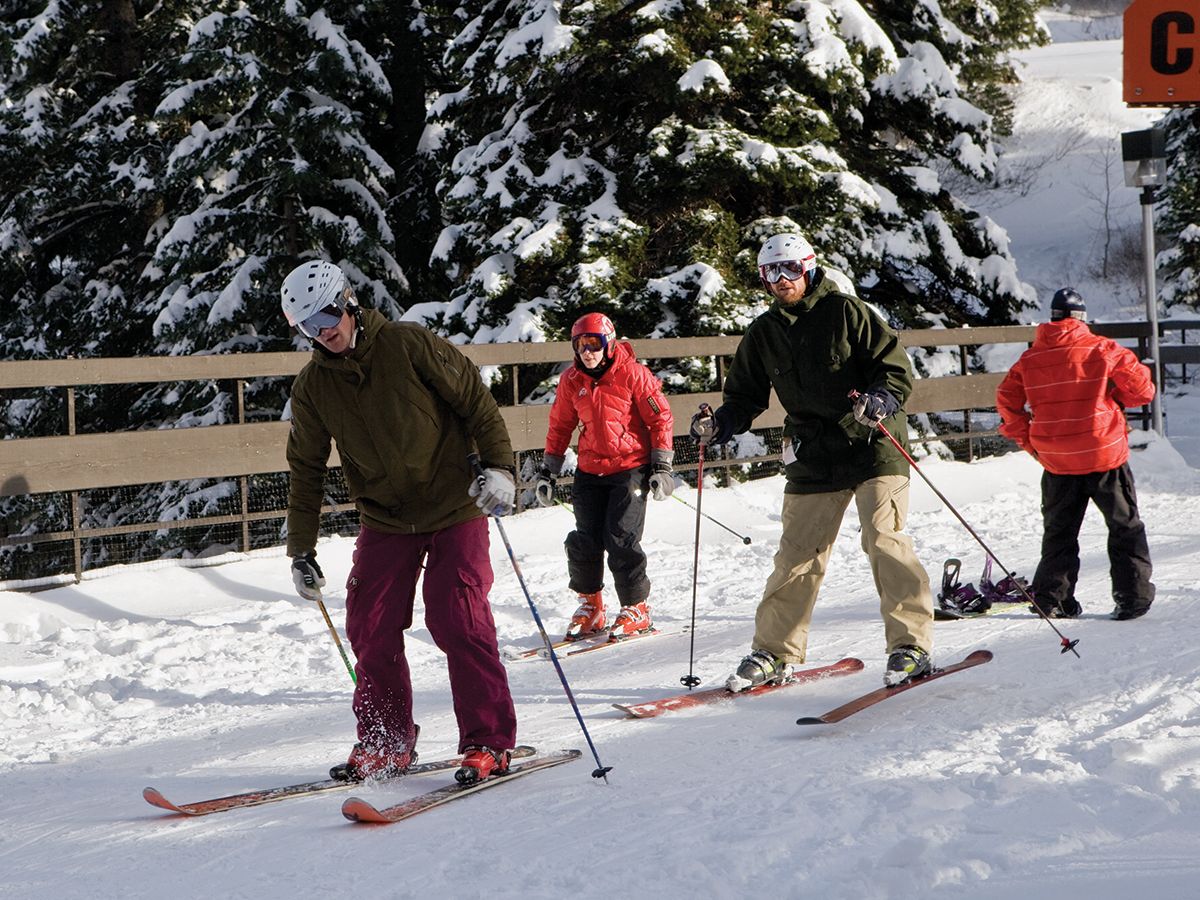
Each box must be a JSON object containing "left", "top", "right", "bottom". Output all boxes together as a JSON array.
[{"left": 1141, "top": 187, "right": 1165, "bottom": 435}]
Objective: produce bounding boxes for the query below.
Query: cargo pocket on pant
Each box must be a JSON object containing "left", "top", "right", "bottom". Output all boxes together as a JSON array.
[{"left": 454, "top": 565, "right": 494, "bottom": 631}]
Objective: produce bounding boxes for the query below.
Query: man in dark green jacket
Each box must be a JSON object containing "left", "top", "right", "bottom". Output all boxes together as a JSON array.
[
  {"left": 692, "top": 232, "right": 934, "bottom": 688},
  {"left": 281, "top": 260, "right": 517, "bottom": 786}
]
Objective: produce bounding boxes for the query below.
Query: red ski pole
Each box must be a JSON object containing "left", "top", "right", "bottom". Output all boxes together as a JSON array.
[{"left": 847, "top": 391, "right": 1079, "bottom": 658}]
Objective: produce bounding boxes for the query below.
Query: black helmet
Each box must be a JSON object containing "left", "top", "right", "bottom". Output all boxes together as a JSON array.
[{"left": 1050, "top": 287, "right": 1086, "bottom": 321}]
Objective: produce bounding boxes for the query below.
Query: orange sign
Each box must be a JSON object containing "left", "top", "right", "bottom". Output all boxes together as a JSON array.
[{"left": 1125, "top": 0, "right": 1200, "bottom": 106}]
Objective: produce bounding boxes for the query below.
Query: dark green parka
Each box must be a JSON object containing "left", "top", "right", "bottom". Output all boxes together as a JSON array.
[
  {"left": 285, "top": 309, "right": 513, "bottom": 555},
  {"left": 718, "top": 269, "right": 913, "bottom": 494}
]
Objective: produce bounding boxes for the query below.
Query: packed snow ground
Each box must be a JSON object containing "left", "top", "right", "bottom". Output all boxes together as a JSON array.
[
  {"left": 3, "top": 437, "right": 1199, "bottom": 900},
  {"left": 5, "top": 10, "right": 1200, "bottom": 900}
]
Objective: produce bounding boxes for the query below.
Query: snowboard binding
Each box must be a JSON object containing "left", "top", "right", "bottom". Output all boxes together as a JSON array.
[
  {"left": 937, "top": 558, "right": 991, "bottom": 615},
  {"left": 938, "top": 557, "right": 1032, "bottom": 616}
]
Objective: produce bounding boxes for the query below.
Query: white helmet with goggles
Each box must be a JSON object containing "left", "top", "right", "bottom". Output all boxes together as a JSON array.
[
  {"left": 281, "top": 260, "right": 357, "bottom": 339},
  {"left": 757, "top": 232, "right": 817, "bottom": 288}
]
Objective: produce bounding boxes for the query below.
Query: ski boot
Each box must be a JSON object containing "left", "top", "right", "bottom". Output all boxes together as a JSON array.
[
  {"left": 884, "top": 646, "right": 932, "bottom": 687},
  {"left": 330, "top": 742, "right": 418, "bottom": 783},
  {"left": 608, "top": 601, "right": 653, "bottom": 641},
  {"left": 330, "top": 724, "right": 419, "bottom": 782},
  {"left": 565, "top": 591, "right": 606, "bottom": 641},
  {"left": 725, "top": 649, "right": 792, "bottom": 693},
  {"left": 1027, "top": 595, "right": 1082, "bottom": 619},
  {"left": 455, "top": 746, "right": 512, "bottom": 785}
]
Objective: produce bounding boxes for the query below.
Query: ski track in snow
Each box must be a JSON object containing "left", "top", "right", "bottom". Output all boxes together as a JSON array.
[{"left": 6, "top": 14, "right": 1200, "bottom": 900}]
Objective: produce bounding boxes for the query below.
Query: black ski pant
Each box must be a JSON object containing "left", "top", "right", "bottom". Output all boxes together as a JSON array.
[
  {"left": 1032, "top": 462, "right": 1154, "bottom": 611},
  {"left": 565, "top": 466, "right": 651, "bottom": 607}
]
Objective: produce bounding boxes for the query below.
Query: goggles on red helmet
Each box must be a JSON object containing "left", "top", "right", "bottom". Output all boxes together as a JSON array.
[
  {"left": 758, "top": 260, "right": 809, "bottom": 284},
  {"left": 572, "top": 332, "right": 609, "bottom": 355}
]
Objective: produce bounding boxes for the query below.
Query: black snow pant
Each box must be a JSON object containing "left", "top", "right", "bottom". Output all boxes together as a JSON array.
[
  {"left": 565, "top": 466, "right": 651, "bottom": 607},
  {"left": 1032, "top": 462, "right": 1154, "bottom": 613}
]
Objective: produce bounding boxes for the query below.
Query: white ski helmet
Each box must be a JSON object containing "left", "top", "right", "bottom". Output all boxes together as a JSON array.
[
  {"left": 757, "top": 232, "right": 817, "bottom": 288},
  {"left": 280, "top": 260, "right": 356, "bottom": 338}
]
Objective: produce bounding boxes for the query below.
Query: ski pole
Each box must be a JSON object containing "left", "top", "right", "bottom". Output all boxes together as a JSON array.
[
  {"left": 680, "top": 405, "right": 712, "bottom": 689},
  {"left": 670, "top": 493, "right": 751, "bottom": 545},
  {"left": 848, "top": 391, "right": 1079, "bottom": 657},
  {"left": 316, "top": 597, "right": 357, "bottom": 684},
  {"left": 468, "top": 454, "right": 613, "bottom": 781}
]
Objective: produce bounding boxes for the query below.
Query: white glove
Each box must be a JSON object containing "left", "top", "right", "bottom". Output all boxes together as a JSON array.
[
  {"left": 647, "top": 448, "right": 675, "bottom": 501},
  {"left": 648, "top": 470, "right": 675, "bottom": 501},
  {"left": 534, "top": 468, "right": 557, "bottom": 507},
  {"left": 291, "top": 552, "right": 326, "bottom": 602},
  {"left": 469, "top": 467, "right": 515, "bottom": 516}
]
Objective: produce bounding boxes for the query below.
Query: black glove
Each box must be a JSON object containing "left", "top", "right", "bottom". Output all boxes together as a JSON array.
[
  {"left": 852, "top": 388, "right": 899, "bottom": 426},
  {"left": 688, "top": 405, "right": 736, "bottom": 446},
  {"left": 291, "top": 552, "right": 326, "bottom": 602}
]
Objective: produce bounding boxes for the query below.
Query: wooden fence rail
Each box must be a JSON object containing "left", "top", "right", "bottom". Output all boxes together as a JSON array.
[{"left": 2, "top": 321, "right": 1194, "bottom": 582}]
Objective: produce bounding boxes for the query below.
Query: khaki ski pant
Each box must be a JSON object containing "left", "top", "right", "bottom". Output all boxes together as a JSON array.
[{"left": 752, "top": 475, "right": 933, "bottom": 663}]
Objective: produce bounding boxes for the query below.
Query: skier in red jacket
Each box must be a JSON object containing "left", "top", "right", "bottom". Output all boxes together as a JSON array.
[
  {"left": 995, "top": 288, "right": 1156, "bottom": 620},
  {"left": 534, "top": 313, "right": 675, "bottom": 641}
]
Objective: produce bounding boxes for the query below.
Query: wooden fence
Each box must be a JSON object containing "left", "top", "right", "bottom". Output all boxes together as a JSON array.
[{"left": 2, "top": 321, "right": 1194, "bottom": 581}]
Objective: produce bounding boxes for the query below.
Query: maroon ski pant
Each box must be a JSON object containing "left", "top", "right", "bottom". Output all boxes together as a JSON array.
[{"left": 344, "top": 517, "right": 517, "bottom": 754}]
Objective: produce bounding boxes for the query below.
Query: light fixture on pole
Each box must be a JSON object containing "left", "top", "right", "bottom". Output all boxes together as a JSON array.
[{"left": 1121, "top": 127, "right": 1166, "bottom": 435}]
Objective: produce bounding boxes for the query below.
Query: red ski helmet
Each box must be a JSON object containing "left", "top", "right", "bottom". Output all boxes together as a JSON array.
[{"left": 570, "top": 312, "right": 617, "bottom": 359}]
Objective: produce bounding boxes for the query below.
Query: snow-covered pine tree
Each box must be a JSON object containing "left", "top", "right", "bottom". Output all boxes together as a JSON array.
[
  {"left": 0, "top": 1, "right": 191, "bottom": 578},
  {"left": 118, "top": 1, "right": 414, "bottom": 562},
  {"left": 424, "top": 0, "right": 1043, "bottom": 390},
  {"left": 1, "top": 1, "right": 430, "bottom": 572},
  {"left": 0, "top": 0, "right": 183, "bottom": 428},
  {"left": 146, "top": 1, "right": 406, "bottom": 362},
  {"left": 1157, "top": 108, "right": 1200, "bottom": 312}
]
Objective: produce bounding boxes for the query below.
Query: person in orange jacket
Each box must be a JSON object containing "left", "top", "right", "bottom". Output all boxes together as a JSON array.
[
  {"left": 533, "top": 313, "right": 675, "bottom": 642},
  {"left": 996, "top": 288, "right": 1156, "bottom": 620}
]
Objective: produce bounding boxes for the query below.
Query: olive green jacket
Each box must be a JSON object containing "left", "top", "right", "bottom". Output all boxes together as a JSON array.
[
  {"left": 719, "top": 270, "right": 913, "bottom": 493},
  {"left": 285, "top": 309, "right": 513, "bottom": 554}
]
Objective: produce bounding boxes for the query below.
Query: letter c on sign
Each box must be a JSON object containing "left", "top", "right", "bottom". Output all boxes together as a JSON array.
[{"left": 1151, "top": 11, "right": 1195, "bottom": 75}]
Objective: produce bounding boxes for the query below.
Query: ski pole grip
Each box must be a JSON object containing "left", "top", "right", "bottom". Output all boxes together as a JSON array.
[{"left": 467, "top": 452, "right": 484, "bottom": 481}]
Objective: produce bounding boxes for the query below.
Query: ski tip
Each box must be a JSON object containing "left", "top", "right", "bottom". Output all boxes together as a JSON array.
[
  {"left": 142, "top": 787, "right": 184, "bottom": 813},
  {"left": 965, "top": 649, "right": 995, "bottom": 663},
  {"left": 341, "top": 797, "right": 389, "bottom": 824},
  {"left": 796, "top": 716, "right": 830, "bottom": 726},
  {"left": 835, "top": 657, "right": 866, "bottom": 671}
]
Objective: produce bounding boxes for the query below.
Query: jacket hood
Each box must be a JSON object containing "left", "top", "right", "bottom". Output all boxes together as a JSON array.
[
  {"left": 309, "top": 308, "right": 388, "bottom": 379},
  {"left": 769, "top": 266, "right": 838, "bottom": 319},
  {"left": 1034, "top": 317, "right": 1089, "bottom": 348}
]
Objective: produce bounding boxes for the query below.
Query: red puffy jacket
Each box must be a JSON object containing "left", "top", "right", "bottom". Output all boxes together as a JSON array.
[
  {"left": 545, "top": 340, "right": 674, "bottom": 476},
  {"left": 995, "top": 318, "right": 1155, "bottom": 475}
]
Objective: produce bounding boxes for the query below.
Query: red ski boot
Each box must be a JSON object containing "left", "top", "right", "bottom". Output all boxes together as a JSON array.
[
  {"left": 565, "top": 591, "right": 606, "bottom": 641},
  {"left": 332, "top": 741, "right": 417, "bottom": 782},
  {"left": 608, "top": 601, "right": 653, "bottom": 641},
  {"left": 455, "top": 746, "right": 512, "bottom": 785}
]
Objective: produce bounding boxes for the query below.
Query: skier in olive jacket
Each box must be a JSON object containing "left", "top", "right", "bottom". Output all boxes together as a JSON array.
[
  {"left": 691, "top": 232, "right": 934, "bottom": 689},
  {"left": 996, "top": 287, "right": 1156, "bottom": 620},
  {"left": 281, "top": 260, "right": 517, "bottom": 786}
]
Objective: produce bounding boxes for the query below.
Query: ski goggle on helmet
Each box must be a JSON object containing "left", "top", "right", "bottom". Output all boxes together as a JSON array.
[
  {"left": 280, "top": 260, "right": 356, "bottom": 339},
  {"left": 757, "top": 232, "right": 817, "bottom": 287},
  {"left": 570, "top": 312, "right": 617, "bottom": 358}
]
